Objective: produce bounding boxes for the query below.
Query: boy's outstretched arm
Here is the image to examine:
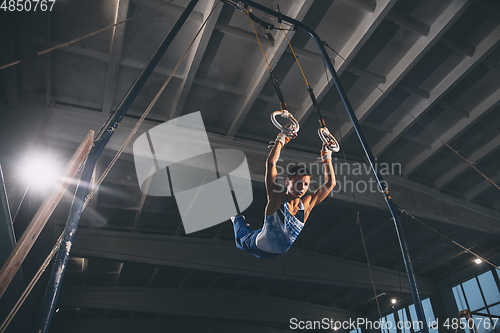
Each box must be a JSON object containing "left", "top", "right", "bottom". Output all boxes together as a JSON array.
[
  {"left": 265, "top": 131, "right": 296, "bottom": 214},
  {"left": 265, "top": 140, "right": 283, "bottom": 200},
  {"left": 308, "top": 144, "right": 336, "bottom": 208}
]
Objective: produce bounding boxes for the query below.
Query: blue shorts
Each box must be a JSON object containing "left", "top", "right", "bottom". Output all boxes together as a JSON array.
[{"left": 231, "top": 216, "right": 279, "bottom": 259}]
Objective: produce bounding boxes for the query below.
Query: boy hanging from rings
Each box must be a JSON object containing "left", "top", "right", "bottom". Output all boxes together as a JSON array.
[{"left": 231, "top": 128, "right": 336, "bottom": 258}]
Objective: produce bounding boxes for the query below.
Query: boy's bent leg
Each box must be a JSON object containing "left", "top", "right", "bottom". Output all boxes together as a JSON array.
[
  {"left": 239, "top": 230, "right": 279, "bottom": 259},
  {"left": 231, "top": 215, "right": 247, "bottom": 237},
  {"left": 231, "top": 215, "right": 249, "bottom": 249},
  {"left": 231, "top": 216, "right": 278, "bottom": 259}
]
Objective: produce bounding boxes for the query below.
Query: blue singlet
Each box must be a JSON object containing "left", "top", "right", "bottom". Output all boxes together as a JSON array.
[{"left": 255, "top": 199, "right": 305, "bottom": 254}]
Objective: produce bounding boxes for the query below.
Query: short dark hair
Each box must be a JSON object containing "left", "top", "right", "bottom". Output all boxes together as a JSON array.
[{"left": 287, "top": 165, "right": 312, "bottom": 178}]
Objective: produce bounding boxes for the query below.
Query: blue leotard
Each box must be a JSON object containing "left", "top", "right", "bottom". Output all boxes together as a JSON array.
[{"left": 256, "top": 199, "right": 305, "bottom": 253}]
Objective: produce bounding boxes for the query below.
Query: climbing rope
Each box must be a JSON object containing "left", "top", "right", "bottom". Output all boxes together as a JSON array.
[
  {"left": 322, "top": 57, "right": 383, "bottom": 319},
  {"left": 246, "top": 8, "right": 300, "bottom": 138},
  {"left": 321, "top": 41, "right": 500, "bottom": 309},
  {"left": 0, "top": 225, "right": 64, "bottom": 333},
  {"left": 278, "top": 20, "right": 339, "bottom": 152},
  {"left": 0, "top": 3, "right": 220, "bottom": 329},
  {"left": 84, "top": 0, "right": 220, "bottom": 209},
  {"left": 246, "top": 8, "right": 383, "bottom": 314},
  {"left": 398, "top": 207, "right": 500, "bottom": 272},
  {"left": 0, "top": 1, "right": 174, "bottom": 72},
  {"left": 322, "top": 42, "right": 500, "bottom": 193}
]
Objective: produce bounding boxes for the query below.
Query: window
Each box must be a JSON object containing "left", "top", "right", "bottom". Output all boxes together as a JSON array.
[
  {"left": 379, "top": 298, "right": 438, "bottom": 333},
  {"left": 452, "top": 269, "right": 500, "bottom": 333}
]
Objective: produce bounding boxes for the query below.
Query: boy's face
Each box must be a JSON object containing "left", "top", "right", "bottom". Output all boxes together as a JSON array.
[{"left": 286, "top": 175, "right": 311, "bottom": 198}]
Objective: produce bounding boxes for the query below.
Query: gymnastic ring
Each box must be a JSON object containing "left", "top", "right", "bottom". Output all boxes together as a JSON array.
[
  {"left": 318, "top": 127, "right": 340, "bottom": 152},
  {"left": 271, "top": 110, "right": 300, "bottom": 136}
]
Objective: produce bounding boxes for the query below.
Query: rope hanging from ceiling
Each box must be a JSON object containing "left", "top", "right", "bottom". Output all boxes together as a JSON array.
[
  {"left": 243, "top": 4, "right": 500, "bottom": 318},
  {"left": 0, "top": 3, "right": 220, "bottom": 331},
  {"left": 0, "top": 1, "right": 497, "bottom": 194},
  {"left": 246, "top": 4, "right": 385, "bottom": 318}
]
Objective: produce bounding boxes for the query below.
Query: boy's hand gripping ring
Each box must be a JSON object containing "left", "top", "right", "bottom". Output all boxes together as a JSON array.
[
  {"left": 271, "top": 110, "right": 300, "bottom": 136},
  {"left": 318, "top": 127, "right": 340, "bottom": 152}
]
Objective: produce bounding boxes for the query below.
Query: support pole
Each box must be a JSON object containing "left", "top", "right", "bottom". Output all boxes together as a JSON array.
[
  {"left": 230, "top": 1, "right": 430, "bottom": 332},
  {"left": 0, "top": 130, "right": 94, "bottom": 300},
  {"left": 35, "top": 1, "right": 199, "bottom": 332}
]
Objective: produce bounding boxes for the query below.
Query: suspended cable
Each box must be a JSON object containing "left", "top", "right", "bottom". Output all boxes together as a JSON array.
[
  {"left": 443, "top": 240, "right": 467, "bottom": 305},
  {"left": 226, "top": 0, "right": 294, "bottom": 28},
  {"left": 84, "top": 0, "right": 220, "bottom": 209},
  {"left": 0, "top": 226, "right": 64, "bottom": 333},
  {"left": 12, "top": 181, "right": 30, "bottom": 223},
  {"left": 246, "top": 6, "right": 283, "bottom": 109},
  {"left": 398, "top": 207, "right": 500, "bottom": 272},
  {"left": 397, "top": 268, "right": 404, "bottom": 332},
  {"left": 247, "top": 8, "right": 271, "bottom": 71},
  {"left": 0, "top": 4, "right": 219, "bottom": 328},
  {"left": 278, "top": 21, "right": 339, "bottom": 152},
  {"left": 322, "top": 42, "right": 500, "bottom": 194},
  {"left": 280, "top": 14, "right": 381, "bottom": 313},
  {"left": 321, "top": 41, "right": 500, "bottom": 290},
  {"left": 0, "top": 159, "right": 86, "bottom": 332},
  {"left": 322, "top": 58, "right": 383, "bottom": 319},
  {"left": 322, "top": 42, "right": 500, "bottom": 296},
  {"left": 246, "top": 7, "right": 300, "bottom": 139},
  {"left": 252, "top": 9, "right": 294, "bottom": 28},
  {"left": 358, "top": 212, "right": 384, "bottom": 318},
  {"left": 279, "top": 21, "right": 309, "bottom": 87},
  {"left": 0, "top": 1, "right": 174, "bottom": 72}
]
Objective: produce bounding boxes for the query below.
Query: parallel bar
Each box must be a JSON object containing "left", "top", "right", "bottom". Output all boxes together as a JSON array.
[
  {"left": 35, "top": 1, "right": 200, "bottom": 332},
  {"left": 232, "top": 1, "right": 430, "bottom": 331}
]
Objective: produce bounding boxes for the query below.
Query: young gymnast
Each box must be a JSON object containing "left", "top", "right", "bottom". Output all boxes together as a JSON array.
[{"left": 231, "top": 130, "right": 336, "bottom": 258}]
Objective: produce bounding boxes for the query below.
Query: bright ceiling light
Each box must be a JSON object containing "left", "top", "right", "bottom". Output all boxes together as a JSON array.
[
  {"left": 20, "top": 153, "right": 62, "bottom": 190},
  {"left": 391, "top": 299, "right": 397, "bottom": 304},
  {"left": 475, "top": 259, "right": 482, "bottom": 265}
]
